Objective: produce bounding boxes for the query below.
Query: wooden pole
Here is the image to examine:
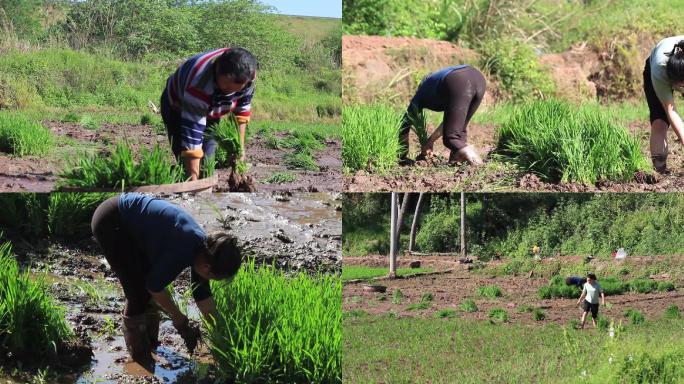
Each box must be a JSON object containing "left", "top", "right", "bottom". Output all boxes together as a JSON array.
[
  {"left": 460, "top": 191, "right": 466, "bottom": 258},
  {"left": 389, "top": 192, "right": 398, "bottom": 278},
  {"left": 409, "top": 192, "right": 424, "bottom": 252}
]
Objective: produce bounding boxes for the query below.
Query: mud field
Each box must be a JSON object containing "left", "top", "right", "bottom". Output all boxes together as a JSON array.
[
  {"left": 0, "top": 121, "right": 341, "bottom": 193},
  {"left": 343, "top": 255, "right": 684, "bottom": 326},
  {"left": 2, "top": 193, "right": 341, "bottom": 383},
  {"left": 343, "top": 35, "right": 684, "bottom": 192}
]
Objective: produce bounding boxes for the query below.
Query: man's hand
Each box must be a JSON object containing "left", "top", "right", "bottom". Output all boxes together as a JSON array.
[{"left": 173, "top": 316, "right": 201, "bottom": 354}]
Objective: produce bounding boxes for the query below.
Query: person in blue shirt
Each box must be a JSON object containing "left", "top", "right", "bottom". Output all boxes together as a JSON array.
[
  {"left": 565, "top": 276, "right": 587, "bottom": 289},
  {"left": 91, "top": 193, "right": 242, "bottom": 370},
  {"left": 399, "top": 65, "right": 486, "bottom": 166}
]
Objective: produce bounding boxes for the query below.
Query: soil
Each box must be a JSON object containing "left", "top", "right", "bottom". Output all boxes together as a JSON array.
[
  {"left": 0, "top": 120, "right": 341, "bottom": 192},
  {"left": 343, "top": 255, "right": 684, "bottom": 326},
  {"left": 2, "top": 193, "right": 341, "bottom": 383}
]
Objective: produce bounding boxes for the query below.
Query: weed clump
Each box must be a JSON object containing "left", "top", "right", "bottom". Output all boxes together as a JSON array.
[
  {"left": 488, "top": 308, "right": 509, "bottom": 324},
  {"left": 207, "top": 260, "right": 340, "bottom": 383},
  {"left": 665, "top": 305, "right": 681, "bottom": 319},
  {"left": 435, "top": 309, "right": 457, "bottom": 318},
  {"left": 532, "top": 308, "right": 545, "bottom": 321},
  {"left": 343, "top": 104, "right": 402, "bottom": 173},
  {"left": 497, "top": 100, "right": 650, "bottom": 184},
  {"left": 624, "top": 309, "right": 645, "bottom": 325},
  {"left": 392, "top": 289, "right": 403, "bottom": 304},
  {"left": 459, "top": 299, "right": 478, "bottom": 313},
  {"left": 264, "top": 172, "right": 297, "bottom": 184},
  {"left": 477, "top": 285, "right": 503, "bottom": 299},
  {"left": 0, "top": 112, "right": 54, "bottom": 156},
  {"left": 618, "top": 350, "right": 684, "bottom": 383}
]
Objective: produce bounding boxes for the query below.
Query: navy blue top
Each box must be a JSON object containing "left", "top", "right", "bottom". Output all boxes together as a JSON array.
[
  {"left": 118, "top": 193, "right": 211, "bottom": 301},
  {"left": 566, "top": 276, "right": 587, "bottom": 288},
  {"left": 409, "top": 65, "right": 469, "bottom": 112}
]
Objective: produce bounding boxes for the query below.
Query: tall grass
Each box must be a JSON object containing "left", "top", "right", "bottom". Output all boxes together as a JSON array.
[
  {"left": 47, "top": 193, "right": 113, "bottom": 238},
  {"left": 0, "top": 237, "right": 73, "bottom": 357},
  {"left": 405, "top": 106, "right": 429, "bottom": 147},
  {"left": 538, "top": 275, "right": 676, "bottom": 299},
  {"left": 497, "top": 100, "right": 650, "bottom": 184},
  {"left": 206, "top": 260, "right": 341, "bottom": 383},
  {"left": 0, "top": 112, "right": 54, "bottom": 156},
  {"left": 343, "top": 104, "right": 402, "bottom": 173},
  {"left": 59, "top": 142, "right": 185, "bottom": 189}
]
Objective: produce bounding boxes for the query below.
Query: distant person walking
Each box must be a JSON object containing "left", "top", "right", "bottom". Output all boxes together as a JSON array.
[
  {"left": 91, "top": 193, "right": 242, "bottom": 370},
  {"left": 161, "top": 48, "right": 257, "bottom": 180},
  {"left": 399, "top": 65, "right": 486, "bottom": 166},
  {"left": 644, "top": 36, "right": 684, "bottom": 173},
  {"left": 577, "top": 273, "right": 605, "bottom": 329}
]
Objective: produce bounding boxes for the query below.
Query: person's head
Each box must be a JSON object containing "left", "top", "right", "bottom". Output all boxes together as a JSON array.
[
  {"left": 194, "top": 233, "right": 242, "bottom": 281},
  {"left": 214, "top": 48, "right": 257, "bottom": 93},
  {"left": 666, "top": 40, "right": 684, "bottom": 88},
  {"left": 565, "top": 277, "right": 573, "bottom": 285},
  {"left": 587, "top": 273, "right": 597, "bottom": 283}
]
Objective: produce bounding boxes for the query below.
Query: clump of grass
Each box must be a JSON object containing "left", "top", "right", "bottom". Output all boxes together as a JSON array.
[
  {"left": 664, "top": 305, "right": 681, "bottom": 319},
  {"left": 532, "top": 308, "right": 545, "bottom": 321},
  {"left": 405, "top": 106, "right": 429, "bottom": 147},
  {"left": 59, "top": 142, "right": 185, "bottom": 189},
  {"left": 618, "top": 350, "right": 684, "bottom": 383},
  {"left": 392, "top": 289, "right": 403, "bottom": 304},
  {"left": 497, "top": 100, "right": 650, "bottom": 184},
  {"left": 538, "top": 275, "right": 668, "bottom": 299},
  {"left": 407, "top": 301, "right": 431, "bottom": 311},
  {"left": 79, "top": 114, "right": 99, "bottom": 130},
  {"left": 435, "top": 309, "right": 457, "bottom": 318},
  {"left": 0, "top": 237, "right": 73, "bottom": 357},
  {"left": 657, "top": 281, "right": 675, "bottom": 292},
  {"left": 597, "top": 315, "right": 611, "bottom": 331},
  {"left": 624, "top": 309, "right": 645, "bottom": 325},
  {"left": 48, "top": 193, "right": 113, "bottom": 238},
  {"left": 285, "top": 151, "right": 319, "bottom": 171},
  {"left": 477, "top": 285, "right": 503, "bottom": 299},
  {"left": 343, "top": 104, "right": 402, "bottom": 173},
  {"left": 421, "top": 293, "right": 433, "bottom": 302},
  {"left": 61, "top": 112, "right": 80, "bottom": 123},
  {"left": 140, "top": 113, "right": 153, "bottom": 125},
  {"left": 282, "top": 131, "right": 326, "bottom": 152},
  {"left": 516, "top": 305, "right": 533, "bottom": 313},
  {"left": 264, "top": 172, "right": 297, "bottom": 184},
  {"left": 459, "top": 299, "right": 478, "bottom": 313},
  {"left": 207, "top": 260, "right": 340, "bottom": 383},
  {"left": 0, "top": 112, "right": 54, "bottom": 156},
  {"left": 488, "top": 308, "right": 509, "bottom": 324}
]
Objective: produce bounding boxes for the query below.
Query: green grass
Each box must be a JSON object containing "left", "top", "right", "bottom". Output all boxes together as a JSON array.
[
  {"left": 665, "top": 305, "right": 681, "bottom": 320},
  {"left": 624, "top": 309, "right": 646, "bottom": 325},
  {"left": 207, "top": 260, "right": 340, "bottom": 383},
  {"left": 488, "top": 308, "right": 509, "bottom": 324},
  {"left": 459, "top": 299, "right": 478, "bottom": 313},
  {"left": 284, "top": 151, "right": 320, "bottom": 171},
  {"left": 0, "top": 112, "right": 54, "bottom": 156},
  {"left": 344, "top": 314, "right": 684, "bottom": 383},
  {"left": 497, "top": 100, "right": 650, "bottom": 184},
  {"left": 341, "top": 266, "right": 432, "bottom": 281},
  {"left": 208, "top": 115, "right": 243, "bottom": 161},
  {"left": 59, "top": 142, "right": 186, "bottom": 189},
  {"left": 343, "top": 104, "right": 402, "bottom": 173},
  {"left": 263, "top": 172, "right": 297, "bottom": 184},
  {"left": 47, "top": 193, "right": 114, "bottom": 238},
  {"left": 533, "top": 308, "right": 546, "bottom": 321},
  {"left": 0, "top": 237, "right": 73, "bottom": 358},
  {"left": 538, "top": 275, "right": 677, "bottom": 299},
  {"left": 405, "top": 106, "right": 429, "bottom": 147},
  {"left": 477, "top": 285, "right": 503, "bottom": 299},
  {"left": 434, "top": 308, "right": 457, "bottom": 318}
]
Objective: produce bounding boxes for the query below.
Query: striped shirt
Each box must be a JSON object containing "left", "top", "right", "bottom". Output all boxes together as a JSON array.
[{"left": 165, "top": 48, "right": 255, "bottom": 151}]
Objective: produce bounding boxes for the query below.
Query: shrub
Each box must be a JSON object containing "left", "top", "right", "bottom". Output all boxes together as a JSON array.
[
  {"left": 459, "top": 299, "right": 478, "bottom": 313},
  {"left": 343, "top": 104, "right": 402, "bottom": 173},
  {"left": 0, "top": 112, "right": 54, "bottom": 156},
  {"left": 0, "top": 237, "right": 73, "bottom": 357},
  {"left": 477, "top": 285, "right": 503, "bottom": 299},
  {"left": 488, "top": 308, "right": 509, "bottom": 324},
  {"left": 497, "top": 100, "right": 650, "bottom": 184},
  {"left": 207, "top": 260, "right": 340, "bottom": 383},
  {"left": 415, "top": 211, "right": 460, "bottom": 253}
]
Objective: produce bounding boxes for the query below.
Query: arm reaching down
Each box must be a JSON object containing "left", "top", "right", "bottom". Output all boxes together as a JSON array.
[
  {"left": 664, "top": 101, "right": 684, "bottom": 145},
  {"left": 422, "top": 123, "right": 444, "bottom": 156}
]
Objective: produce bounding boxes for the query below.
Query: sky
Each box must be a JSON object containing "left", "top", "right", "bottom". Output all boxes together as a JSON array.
[{"left": 261, "top": 0, "right": 341, "bottom": 18}]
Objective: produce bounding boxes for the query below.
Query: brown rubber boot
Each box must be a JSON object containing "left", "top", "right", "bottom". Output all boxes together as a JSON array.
[
  {"left": 122, "top": 314, "right": 155, "bottom": 372},
  {"left": 144, "top": 305, "right": 161, "bottom": 350},
  {"left": 449, "top": 145, "right": 483, "bottom": 166}
]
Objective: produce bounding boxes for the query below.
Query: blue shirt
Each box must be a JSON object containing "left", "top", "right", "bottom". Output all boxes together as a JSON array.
[
  {"left": 118, "top": 193, "right": 211, "bottom": 301},
  {"left": 409, "top": 65, "right": 469, "bottom": 112},
  {"left": 567, "top": 276, "right": 587, "bottom": 288}
]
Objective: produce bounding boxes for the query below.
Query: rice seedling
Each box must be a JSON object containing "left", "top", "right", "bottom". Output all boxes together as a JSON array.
[
  {"left": 405, "top": 105, "right": 429, "bottom": 147},
  {"left": 284, "top": 150, "right": 320, "bottom": 171},
  {"left": 459, "top": 299, "right": 478, "bottom": 313},
  {"left": 434, "top": 309, "right": 457, "bottom": 318},
  {"left": 407, "top": 301, "right": 431, "bottom": 311},
  {"left": 59, "top": 141, "right": 185, "bottom": 189},
  {"left": 61, "top": 112, "right": 80, "bottom": 123},
  {"left": 47, "top": 193, "right": 113, "bottom": 238},
  {"left": 206, "top": 260, "right": 341, "bottom": 383},
  {"left": 488, "top": 308, "right": 509, "bottom": 324},
  {"left": 421, "top": 292, "right": 434, "bottom": 302},
  {"left": 281, "top": 131, "right": 326, "bottom": 152},
  {"left": 79, "top": 115, "right": 99, "bottom": 130},
  {"left": 497, "top": 100, "right": 650, "bottom": 184},
  {"left": 343, "top": 104, "right": 403, "bottom": 173},
  {"left": 200, "top": 155, "right": 217, "bottom": 178},
  {"left": 664, "top": 305, "right": 681, "bottom": 319},
  {"left": 477, "top": 285, "right": 503, "bottom": 299},
  {"left": 532, "top": 308, "right": 545, "bottom": 321},
  {"left": 0, "top": 112, "right": 54, "bottom": 156},
  {"left": 140, "top": 113, "right": 153, "bottom": 125},
  {"left": 0, "top": 193, "right": 49, "bottom": 238},
  {"left": 0, "top": 236, "right": 73, "bottom": 357},
  {"left": 624, "top": 309, "right": 645, "bottom": 325},
  {"left": 207, "top": 115, "right": 242, "bottom": 162},
  {"left": 264, "top": 172, "right": 297, "bottom": 184}
]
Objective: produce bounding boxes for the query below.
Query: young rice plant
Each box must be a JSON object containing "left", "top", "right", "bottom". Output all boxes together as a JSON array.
[
  {"left": 0, "top": 112, "right": 54, "bottom": 156},
  {"left": 206, "top": 260, "right": 341, "bottom": 383},
  {"left": 343, "top": 104, "right": 402, "bottom": 173}
]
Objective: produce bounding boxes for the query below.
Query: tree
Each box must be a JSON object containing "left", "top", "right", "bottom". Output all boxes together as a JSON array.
[{"left": 408, "top": 192, "right": 424, "bottom": 252}]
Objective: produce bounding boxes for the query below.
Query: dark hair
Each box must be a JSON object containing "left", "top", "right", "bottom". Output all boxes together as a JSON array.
[
  {"left": 665, "top": 40, "right": 684, "bottom": 83},
  {"left": 215, "top": 48, "right": 257, "bottom": 83},
  {"left": 205, "top": 233, "right": 242, "bottom": 279},
  {"left": 587, "top": 273, "right": 597, "bottom": 281}
]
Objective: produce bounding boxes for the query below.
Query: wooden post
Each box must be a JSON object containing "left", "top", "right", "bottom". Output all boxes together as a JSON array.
[
  {"left": 389, "top": 192, "right": 398, "bottom": 278},
  {"left": 460, "top": 191, "right": 466, "bottom": 258},
  {"left": 409, "top": 192, "right": 424, "bottom": 252}
]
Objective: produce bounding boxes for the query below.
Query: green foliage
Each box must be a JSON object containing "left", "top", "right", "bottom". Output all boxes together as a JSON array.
[
  {"left": 435, "top": 309, "right": 457, "bottom": 318},
  {"left": 78, "top": 114, "right": 99, "bottom": 130},
  {"left": 538, "top": 276, "right": 671, "bottom": 299},
  {"left": 618, "top": 349, "right": 684, "bottom": 384},
  {"left": 488, "top": 308, "right": 508, "bottom": 324},
  {"left": 477, "top": 285, "right": 503, "bottom": 299},
  {"left": 284, "top": 151, "right": 320, "bottom": 171},
  {"left": 479, "top": 37, "right": 555, "bottom": 103},
  {"left": 415, "top": 210, "right": 460, "bottom": 253},
  {"left": 459, "top": 299, "right": 478, "bottom": 313},
  {"left": 208, "top": 115, "right": 243, "bottom": 160},
  {"left": 405, "top": 106, "right": 429, "bottom": 147},
  {"left": 0, "top": 237, "right": 73, "bottom": 357},
  {"left": 140, "top": 113, "right": 153, "bottom": 125},
  {"left": 421, "top": 293, "right": 434, "bottom": 302},
  {"left": 341, "top": 266, "right": 431, "bottom": 281},
  {"left": 59, "top": 142, "right": 185, "bottom": 189},
  {"left": 343, "top": 104, "right": 402, "bottom": 173},
  {"left": 392, "top": 289, "right": 404, "bottom": 304},
  {"left": 47, "top": 193, "right": 113, "bottom": 238},
  {"left": 497, "top": 100, "right": 650, "bottom": 184},
  {"left": 665, "top": 305, "right": 681, "bottom": 320},
  {"left": 596, "top": 315, "right": 610, "bottom": 331},
  {"left": 407, "top": 301, "right": 431, "bottom": 311},
  {"left": 657, "top": 281, "right": 675, "bottom": 292},
  {"left": 264, "top": 172, "right": 297, "bottom": 184},
  {"left": 625, "top": 309, "right": 645, "bottom": 325},
  {"left": 0, "top": 112, "right": 54, "bottom": 156},
  {"left": 207, "top": 260, "right": 340, "bottom": 383},
  {"left": 532, "top": 308, "right": 545, "bottom": 321}
]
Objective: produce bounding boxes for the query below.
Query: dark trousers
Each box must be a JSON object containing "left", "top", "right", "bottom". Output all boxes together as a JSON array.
[
  {"left": 160, "top": 88, "right": 218, "bottom": 159},
  {"left": 91, "top": 196, "right": 152, "bottom": 316},
  {"left": 440, "top": 67, "right": 486, "bottom": 151},
  {"left": 643, "top": 58, "right": 668, "bottom": 124}
]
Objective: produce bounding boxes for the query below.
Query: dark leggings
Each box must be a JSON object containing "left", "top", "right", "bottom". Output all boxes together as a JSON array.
[
  {"left": 643, "top": 58, "right": 668, "bottom": 124},
  {"left": 91, "top": 196, "right": 152, "bottom": 316},
  {"left": 160, "top": 88, "right": 218, "bottom": 160},
  {"left": 440, "top": 67, "right": 486, "bottom": 151}
]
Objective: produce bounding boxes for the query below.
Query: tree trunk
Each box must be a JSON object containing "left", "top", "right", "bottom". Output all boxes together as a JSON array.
[
  {"left": 389, "top": 192, "right": 398, "bottom": 278},
  {"left": 409, "top": 193, "right": 425, "bottom": 252},
  {"left": 460, "top": 192, "right": 466, "bottom": 258}
]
